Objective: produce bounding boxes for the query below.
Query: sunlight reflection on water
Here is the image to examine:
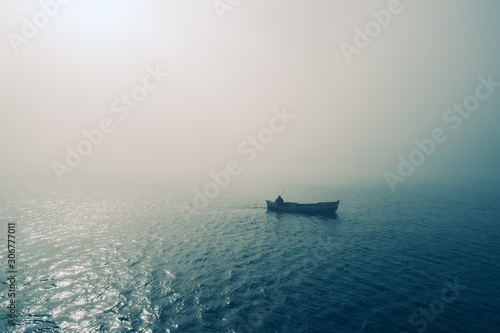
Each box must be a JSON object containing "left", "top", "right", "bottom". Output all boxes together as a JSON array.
[{"left": 1, "top": 184, "right": 499, "bottom": 332}]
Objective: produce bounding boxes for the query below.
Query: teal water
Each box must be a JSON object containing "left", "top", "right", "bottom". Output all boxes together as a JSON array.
[{"left": 1, "top": 183, "right": 499, "bottom": 332}]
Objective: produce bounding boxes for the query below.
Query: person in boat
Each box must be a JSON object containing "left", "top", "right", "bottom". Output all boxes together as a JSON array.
[{"left": 275, "top": 195, "right": 284, "bottom": 204}]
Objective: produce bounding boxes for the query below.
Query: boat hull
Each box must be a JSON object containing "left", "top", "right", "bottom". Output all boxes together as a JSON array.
[{"left": 266, "top": 200, "right": 339, "bottom": 213}]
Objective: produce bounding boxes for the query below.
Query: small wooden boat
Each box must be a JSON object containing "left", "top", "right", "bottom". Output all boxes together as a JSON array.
[{"left": 266, "top": 200, "right": 339, "bottom": 214}]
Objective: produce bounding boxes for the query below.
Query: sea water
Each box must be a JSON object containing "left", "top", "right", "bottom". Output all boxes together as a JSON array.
[{"left": 0, "top": 182, "right": 499, "bottom": 332}]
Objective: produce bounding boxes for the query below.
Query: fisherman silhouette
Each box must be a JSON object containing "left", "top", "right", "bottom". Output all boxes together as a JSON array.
[{"left": 275, "top": 195, "right": 284, "bottom": 204}]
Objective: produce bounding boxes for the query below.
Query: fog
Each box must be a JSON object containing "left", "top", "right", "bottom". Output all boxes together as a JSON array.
[{"left": 2, "top": 0, "right": 500, "bottom": 191}]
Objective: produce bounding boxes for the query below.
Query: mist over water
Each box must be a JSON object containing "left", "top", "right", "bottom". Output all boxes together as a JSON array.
[
  {"left": 1, "top": 0, "right": 500, "bottom": 187},
  {"left": 1, "top": 0, "right": 500, "bottom": 332}
]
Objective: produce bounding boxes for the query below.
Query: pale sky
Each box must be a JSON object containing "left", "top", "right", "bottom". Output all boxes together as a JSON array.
[{"left": 1, "top": 0, "right": 500, "bottom": 188}]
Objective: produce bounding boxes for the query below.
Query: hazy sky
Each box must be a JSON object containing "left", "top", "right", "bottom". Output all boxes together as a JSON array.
[{"left": 1, "top": 0, "right": 500, "bottom": 188}]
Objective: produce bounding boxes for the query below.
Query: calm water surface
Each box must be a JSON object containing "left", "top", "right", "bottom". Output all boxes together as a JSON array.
[{"left": 1, "top": 183, "right": 499, "bottom": 332}]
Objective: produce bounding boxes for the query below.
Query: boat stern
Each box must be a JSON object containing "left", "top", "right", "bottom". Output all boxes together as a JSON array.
[{"left": 265, "top": 200, "right": 272, "bottom": 210}]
